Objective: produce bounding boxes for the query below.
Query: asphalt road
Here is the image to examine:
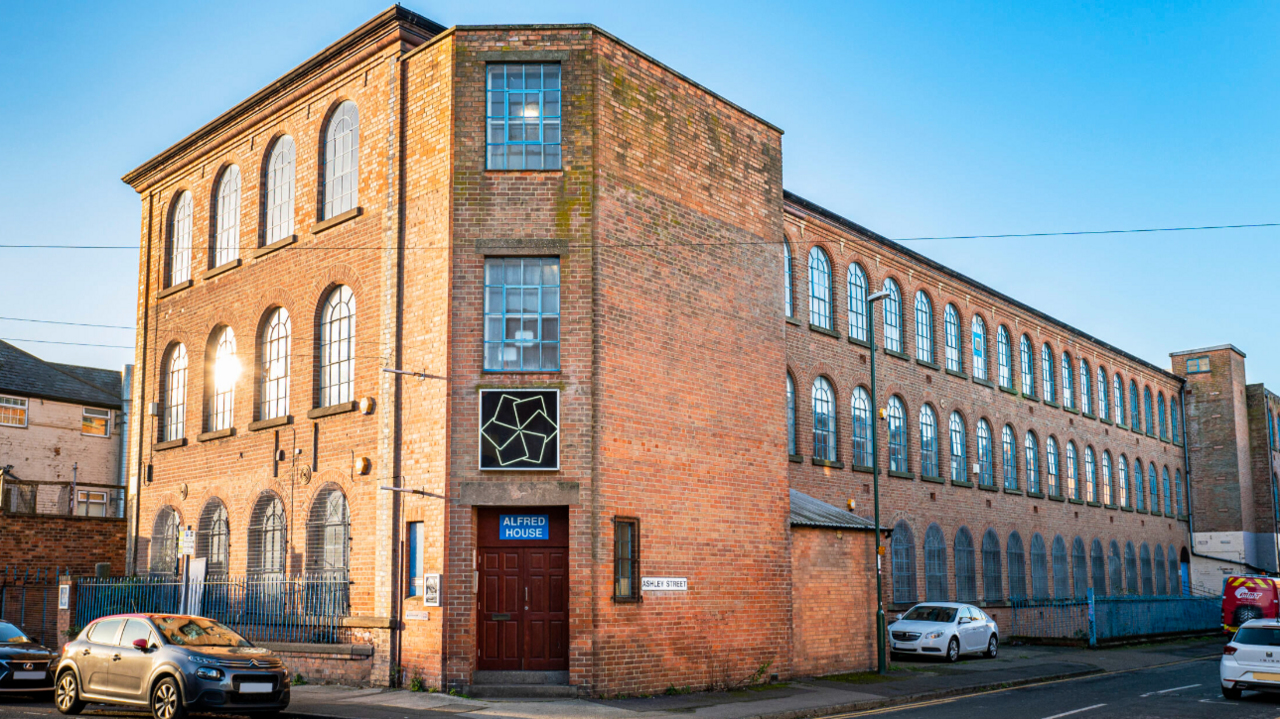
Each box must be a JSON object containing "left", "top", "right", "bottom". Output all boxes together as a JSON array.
[{"left": 828, "top": 657, "right": 1278, "bottom": 719}]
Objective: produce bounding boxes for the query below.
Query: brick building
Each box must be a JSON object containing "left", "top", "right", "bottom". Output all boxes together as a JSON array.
[{"left": 120, "top": 6, "right": 1200, "bottom": 696}]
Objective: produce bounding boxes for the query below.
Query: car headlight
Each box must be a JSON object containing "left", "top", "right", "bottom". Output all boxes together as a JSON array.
[
  {"left": 195, "top": 667, "right": 223, "bottom": 681},
  {"left": 190, "top": 654, "right": 220, "bottom": 666},
  {"left": 926, "top": 631, "right": 944, "bottom": 640}
]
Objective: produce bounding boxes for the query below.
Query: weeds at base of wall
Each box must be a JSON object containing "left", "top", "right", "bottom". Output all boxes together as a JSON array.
[{"left": 292, "top": 673, "right": 308, "bottom": 686}]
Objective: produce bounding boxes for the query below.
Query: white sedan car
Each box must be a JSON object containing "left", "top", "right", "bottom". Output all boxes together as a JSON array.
[
  {"left": 1221, "top": 618, "right": 1280, "bottom": 699},
  {"left": 887, "top": 602, "right": 999, "bottom": 662}
]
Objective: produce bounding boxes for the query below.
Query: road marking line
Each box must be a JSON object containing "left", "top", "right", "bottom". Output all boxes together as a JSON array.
[
  {"left": 1140, "top": 682, "right": 1201, "bottom": 696},
  {"left": 1041, "top": 704, "right": 1106, "bottom": 719}
]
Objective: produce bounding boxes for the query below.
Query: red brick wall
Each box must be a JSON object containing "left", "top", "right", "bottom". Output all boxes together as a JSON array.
[
  {"left": 1178, "top": 347, "right": 1251, "bottom": 533},
  {"left": 790, "top": 527, "right": 875, "bottom": 676},
  {"left": 0, "top": 515, "right": 125, "bottom": 574}
]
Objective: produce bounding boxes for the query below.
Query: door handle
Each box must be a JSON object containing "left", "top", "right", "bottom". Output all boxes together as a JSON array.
[
  {"left": 525, "top": 587, "right": 529, "bottom": 601},
  {"left": 112, "top": 654, "right": 121, "bottom": 661},
  {"left": 81, "top": 649, "right": 91, "bottom": 656}
]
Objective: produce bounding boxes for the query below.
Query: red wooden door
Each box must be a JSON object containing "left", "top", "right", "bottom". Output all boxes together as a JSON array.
[
  {"left": 478, "top": 548, "right": 523, "bottom": 670},
  {"left": 524, "top": 548, "right": 568, "bottom": 670}
]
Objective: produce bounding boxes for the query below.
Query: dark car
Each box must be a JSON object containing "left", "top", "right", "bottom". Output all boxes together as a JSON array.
[
  {"left": 53, "top": 614, "right": 289, "bottom": 719},
  {"left": 0, "top": 620, "right": 56, "bottom": 697}
]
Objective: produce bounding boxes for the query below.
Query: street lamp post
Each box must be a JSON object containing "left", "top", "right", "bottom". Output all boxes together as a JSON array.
[{"left": 865, "top": 287, "right": 892, "bottom": 675}]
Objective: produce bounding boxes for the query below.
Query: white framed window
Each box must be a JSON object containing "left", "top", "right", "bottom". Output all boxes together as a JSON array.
[
  {"left": 1097, "top": 366, "right": 1109, "bottom": 419},
  {"left": 848, "top": 263, "right": 868, "bottom": 342},
  {"left": 1020, "top": 334, "right": 1034, "bottom": 395},
  {"left": 1061, "top": 352, "right": 1074, "bottom": 409},
  {"left": 887, "top": 395, "right": 907, "bottom": 472},
  {"left": 919, "top": 404, "right": 938, "bottom": 478},
  {"left": 1041, "top": 344, "right": 1055, "bottom": 402},
  {"left": 76, "top": 490, "right": 109, "bottom": 517},
  {"left": 851, "top": 387, "right": 872, "bottom": 467},
  {"left": 207, "top": 327, "right": 237, "bottom": 432},
  {"left": 213, "top": 165, "right": 241, "bottom": 267},
  {"left": 915, "top": 291, "right": 933, "bottom": 363},
  {"left": 944, "top": 304, "right": 961, "bottom": 372},
  {"left": 162, "top": 344, "right": 188, "bottom": 441},
  {"left": 167, "top": 191, "right": 193, "bottom": 286},
  {"left": 1024, "top": 431, "right": 1040, "bottom": 494},
  {"left": 1080, "top": 359, "right": 1092, "bottom": 415},
  {"left": 261, "top": 308, "right": 291, "bottom": 420},
  {"left": 323, "top": 101, "right": 360, "bottom": 219},
  {"left": 997, "top": 326, "right": 1012, "bottom": 388},
  {"left": 320, "top": 285, "right": 355, "bottom": 407},
  {"left": 0, "top": 395, "right": 28, "bottom": 428},
  {"left": 808, "top": 247, "right": 832, "bottom": 330},
  {"left": 949, "top": 411, "right": 966, "bottom": 483},
  {"left": 265, "top": 136, "right": 296, "bottom": 244},
  {"left": 82, "top": 407, "right": 111, "bottom": 437},
  {"left": 883, "top": 278, "right": 902, "bottom": 353},
  {"left": 970, "top": 315, "right": 987, "bottom": 380},
  {"left": 812, "top": 377, "right": 837, "bottom": 461}
]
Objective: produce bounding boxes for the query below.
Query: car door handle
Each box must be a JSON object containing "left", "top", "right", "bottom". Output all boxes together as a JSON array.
[
  {"left": 112, "top": 654, "right": 121, "bottom": 661},
  {"left": 81, "top": 649, "right": 91, "bottom": 656}
]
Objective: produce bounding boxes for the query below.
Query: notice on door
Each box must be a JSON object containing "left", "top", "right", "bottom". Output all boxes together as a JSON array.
[
  {"left": 641, "top": 577, "right": 688, "bottom": 592},
  {"left": 499, "top": 514, "right": 549, "bottom": 540}
]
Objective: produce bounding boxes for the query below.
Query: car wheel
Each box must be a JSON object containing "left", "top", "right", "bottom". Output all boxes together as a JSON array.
[
  {"left": 151, "top": 677, "right": 187, "bottom": 719},
  {"left": 54, "top": 670, "right": 85, "bottom": 715},
  {"left": 1222, "top": 684, "right": 1243, "bottom": 700},
  {"left": 946, "top": 637, "right": 960, "bottom": 663},
  {"left": 985, "top": 634, "right": 998, "bottom": 658}
]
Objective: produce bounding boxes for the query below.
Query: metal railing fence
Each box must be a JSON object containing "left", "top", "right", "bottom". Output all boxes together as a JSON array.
[
  {"left": 75, "top": 573, "right": 351, "bottom": 644},
  {"left": 1011, "top": 590, "right": 1220, "bottom": 645},
  {"left": 0, "top": 566, "right": 66, "bottom": 647}
]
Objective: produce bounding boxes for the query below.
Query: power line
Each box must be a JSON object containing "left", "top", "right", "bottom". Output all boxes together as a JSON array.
[
  {"left": 0, "top": 316, "right": 134, "bottom": 330},
  {"left": 1, "top": 338, "right": 134, "bottom": 349},
  {"left": 896, "top": 222, "right": 1280, "bottom": 241}
]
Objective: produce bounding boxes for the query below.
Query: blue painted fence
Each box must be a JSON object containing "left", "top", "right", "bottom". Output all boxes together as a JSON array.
[
  {"left": 0, "top": 566, "right": 67, "bottom": 647},
  {"left": 1011, "top": 591, "right": 1220, "bottom": 645}
]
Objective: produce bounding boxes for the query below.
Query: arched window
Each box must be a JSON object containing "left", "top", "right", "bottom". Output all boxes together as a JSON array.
[
  {"left": 915, "top": 291, "right": 934, "bottom": 363},
  {"left": 1007, "top": 532, "right": 1026, "bottom": 600},
  {"left": 883, "top": 278, "right": 903, "bottom": 353},
  {"left": 1140, "top": 543, "right": 1153, "bottom": 595},
  {"left": 786, "top": 374, "right": 796, "bottom": 456},
  {"left": 167, "top": 191, "right": 193, "bottom": 286},
  {"left": 971, "top": 315, "right": 987, "bottom": 380},
  {"left": 1084, "top": 446, "right": 1096, "bottom": 502},
  {"left": 1114, "top": 373, "right": 1125, "bottom": 425},
  {"left": 1118, "top": 454, "right": 1130, "bottom": 507},
  {"left": 887, "top": 395, "right": 907, "bottom": 472},
  {"left": 982, "top": 529, "right": 1002, "bottom": 602},
  {"left": 1162, "top": 467, "right": 1172, "bottom": 515},
  {"left": 149, "top": 506, "right": 181, "bottom": 576},
  {"left": 1041, "top": 344, "right": 1055, "bottom": 402},
  {"left": 1062, "top": 352, "right": 1074, "bottom": 410},
  {"left": 1080, "top": 359, "right": 1092, "bottom": 415},
  {"left": 1171, "top": 396, "right": 1181, "bottom": 441},
  {"left": 1020, "top": 334, "right": 1035, "bottom": 395},
  {"left": 807, "top": 247, "right": 832, "bottom": 329},
  {"left": 1030, "top": 533, "right": 1049, "bottom": 599},
  {"left": 1175, "top": 469, "right": 1184, "bottom": 516},
  {"left": 976, "top": 419, "right": 993, "bottom": 487},
  {"left": 955, "top": 527, "right": 976, "bottom": 602},
  {"left": 1130, "top": 381, "right": 1140, "bottom": 432},
  {"left": 260, "top": 308, "right": 291, "bottom": 421},
  {"left": 161, "top": 344, "right": 188, "bottom": 442},
  {"left": 1143, "top": 387, "right": 1155, "bottom": 435},
  {"left": 1025, "top": 431, "right": 1040, "bottom": 494},
  {"left": 891, "top": 521, "right": 917, "bottom": 604},
  {"left": 919, "top": 404, "right": 938, "bottom": 478},
  {"left": 812, "top": 377, "right": 837, "bottom": 461},
  {"left": 1002, "top": 424, "right": 1017, "bottom": 489},
  {"left": 944, "top": 304, "right": 962, "bottom": 372},
  {"left": 851, "top": 387, "right": 872, "bottom": 466},
  {"left": 924, "top": 524, "right": 948, "bottom": 601},
  {"left": 248, "top": 492, "right": 287, "bottom": 579},
  {"left": 1101, "top": 451, "right": 1113, "bottom": 505},
  {"left": 196, "top": 499, "right": 230, "bottom": 578},
  {"left": 1091, "top": 539, "right": 1105, "bottom": 596},
  {"left": 1072, "top": 537, "right": 1087, "bottom": 597},
  {"left": 1125, "top": 541, "right": 1138, "bottom": 594},
  {"left": 949, "top": 412, "right": 967, "bottom": 483},
  {"left": 1097, "top": 366, "right": 1109, "bottom": 420},
  {"left": 307, "top": 485, "right": 351, "bottom": 579},
  {"left": 997, "top": 326, "right": 1012, "bottom": 388},
  {"left": 322, "top": 100, "right": 360, "bottom": 219},
  {"left": 1153, "top": 545, "right": 1167, "bottom": 595},
  {"left": 265, "top": 135, "right": 296, "bottom": 245},
  {"left": 320, "top": 285, "right": 355, "bottom": 407},
  {"left": 206, "top": 327, "right": 237, "bottom": 432},
  {"left": 1158, "top": 393, "right": 1168, "bottom": 440},
  {"left": 213, "top": 165, "right": 241, "bottom": 267},
  {"left": 1149, "top": 463, "right": 1160, "bottom": 514},
  {"left": 1046, "top": 436, "right": 1060, "bottom": 496},
  {"left": 1109, "top": 541, "right": 1122, "bottom": 596},
  {"left": 783, "top": 241, "right": 793, "bottom": 318},
  {"left": 1134, "top": 459, "right": 1145, "bottom": 510},
  {"left": 847, "top": 263, "right": 868, "bottom": 341},
  {"left": 1052, "top": 535, "right": 1069, "bottom": 599},
  {"left": 1168, "top": 545, "right": 1181, "bottom": 595}
]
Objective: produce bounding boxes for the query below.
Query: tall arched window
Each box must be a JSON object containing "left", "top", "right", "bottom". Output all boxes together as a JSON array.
[
  {"left": 1124, "top": 541, "right": 1138, "bottom": 594},
  {"left": 1168, "top": 545, "right": 1181, "bottom": 595},
  {"left": 1162, "top": 467, "right": 1172, "bottom": 515},
  {"left": 1171, "top": 396, "right": 1181, "bottom": 441},
  {"left": 924, "top": 523, "right": 948, "bottom": 601},
  {"left": 323, "top": 101, "right": 360, "bottom": 219},
  {"left": 997, "top": 326, "right": 1012, "bottom": 388},
  {"left": 1130, "top": 380, "right": 1140, "bottom": 432},
  {"left": 1101, "top": 451, "right": 1113, "bottom": 505},
  {"left": 887, "top": 395, "right": 907, "bottom": 472},
  {"left": 1084, "top": 446, "right": 1097, "bottom": 502},
  {"left": 1030, "top": 533, "right": 1049, "bottom": 599},
  {"left": 248, "top": 492, "right": 287, "bottom": 580},
  {"left": 1118, "top": 454, "right": 1130, "bottom": 507},
  {"left": 783, "top": 241, "right": 793, "bottom": 318},
  {"left": 847, "top": 263, "right": 867, "bottom": 340},
  {"left": 213, "top": 165, "right": 241, "bottom": 267},
  {"left": 307, "top": 485, "right": 351, "bottom": 579},
  {"left": 1175, "top": 469, "right": 1184, "bottom": 516},
  {"left": 1020, "top": 334, "right": 1035, "bottom": 395},
  {"left": 265, "top": 135, "right": 296, "bottom": 245},
  {"left": 812, "top": 377, "right": 837, "bottom": 461},
  {"left": 1007, "top": 532, "right": 1026, "bottom": 600},
  {"left": 1140, "top": 543, "right": 1153, "bottom": 595},
  {"left": 261, "top": 308, "right": 291, "bottom": 421},
  {"left": 1001, "top": 424, "right": 1017, "bottom": 489},
  {"left": 1143, "top": 387, "right": 1154, "bottom": 435},
  {"left": 1041, "top": 344, "right": 1055, "bottom": 402},
  {"left": 320, "top": 285, "right": 355, "bottom": 407},
  {"left": 1097, "top": 366, "right": 1108, "bottom": 420},
  {"left": 150, "top": 506, "right": 181, "bottom": 576},
  {"left": 1134, "top": 459, "right": 1145, "bottom": 511},
  {"left": 976, "top": 419, "right": 993, "bottom": 487},
  {"left": 851, "top": 387, "right": 872, "bottom": 466},
  {"left": 982, "top": 529, "right": 1002, "bottom": 602},
  {"left": 1153, "top": 545, "right": 1167, "bottom": 595},
  {"left": 1158, "top": 393, "right": 1168, "bottom": 440},
  {"left": 1080, "top": 358, "right": 1092, "bottom": 415},
  {"left": 1114, "top": 373, "right": 1125, "bottom": 425},
  {"left": 1109, "top": 541, "right": 1122, "bottom": 596},
  {"left": 162, "top": 344, "right": 188, "bottom": 442},
  {"left": 1091, "top": 539, "right": 1106, "bottom": 596},
  {"left": 891, "top": 521, "right": 917, "bottom": 604},
  {"left": 1149, "top": 463, "right": 1160, "bottom": 514},
  {"left": 915, "top": 291, "right": 934, "bottom": 363},
  {"left": 1071, "top": 537, "right": 1087, "bottom": 597},
  {"left": 955, "top": 527, "right": 976, "bottom": 602},
  {"left": 207, "top": 327, "right": 237, "bottom": 432},
  {"left": 1052, "top": 535, "right": 1069, "bottom": 599},
  {"left": 1061, "top": 352, "right": 1074, "bottom": 409},
  {"left": 883, "top": 278, "right": 903, "bottom": 353},
  {"left": 167, "top": 191, "right": 193, "bottom": 286},
  {"left": 807, "top": 247, "right": 832, "bottom": 329},
  {"left": 919, "top": 404, "right": 938, "bottom": 478},
  {"left": 949, "top": 412, "right": 967, "bottom": 483},
  {"left": 786, "top": 374, "right": 796, "bottom": 456},
  {"left": 1065, "top": 441, "right": 1079, "bottom": 500},
  {"left": 971, "top": 315, "right": 988, "bottom": 380},
  {"left": 196, "top": 499, "right": 230, "bottom": 578},
  {"left": 944, "top": 304, "right": 961, "bottom": 372},
  {"left": 1025, "top": 431, "right": 1040, "bottom": 494},
  {"left": 1046, "top": 436, "right": 1060, "bottom": 496}
]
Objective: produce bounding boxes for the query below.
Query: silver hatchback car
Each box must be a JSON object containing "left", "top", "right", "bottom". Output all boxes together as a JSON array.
[{"left": 52, "top": 614, "right": 289, "bottom": 719}]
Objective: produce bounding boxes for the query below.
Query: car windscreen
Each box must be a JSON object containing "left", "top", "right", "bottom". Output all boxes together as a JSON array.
[
  {"left": 0, "top": 623, "right": 31, "bottom": 644},
  {"left": 1234, "top": 627, "right": 1280, "bottom": 647},
  {"left": 903, "top": 606, "right": 958, "bottom": 623},
  {"left": 151, "top": 616, "right": 251, "bottom": 647}
]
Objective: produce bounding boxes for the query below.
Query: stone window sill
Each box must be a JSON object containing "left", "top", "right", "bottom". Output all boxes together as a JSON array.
[
  {"left": 1087, "top": 500, "right": 1101, "bottom": 507},
  {"left": 1027, "top": 491, "right": 1045, "bottom": 499},
  {"left": 1063, "top": 406, "right": 1079, "bottom": 415},
  {"left": 254, "top": 235, "right": 298, "bottom": 259},
  {"left": 1105, "top": 503, "right": 1118, "bottom": 510},
  {"left": 1121, "top": 506, "right": 1134, "bottom": 512},
  {"left": 809, "top": 324, "right": 841, "bottom": 339},
  {"left": 1022, "top": 392, "right": 1037, "bottom": 401},
  {"left": 888, "top": 469, "right": 915, "bottom": 480},
  {"left": 156, "top": 280, "right": 192, "bottom": 299},
  {"left": 812, "top": 457, "right": 844, "bottom": 469},
  {"left": 308, "top": 401, "right": 359, "bottom": 420},
  {"left": 201, "top": 258, "right": 241, "bottom": 281},
  {"left": 978, "top": 483, "right": 998, "bottom": 492},
  {"left": 1100, "top": 418, "right": 1113, "bottom": 426},
  {"left": 885, "top": 349, "right": 911, "bottom": 361},
  {"left": 999, "top": 386, "right": 1018, "bottom": 396},
  {"left": 851, "top": 464, "right": 875, "bottom": 475},
  {"left": 1178, "top": 513, "right": 1188, "bottom": 521},
  {"left": 1003, "top": 487, "right": 1022, "bottom": 495},
  {"left": 1082, "top": 412, "right": 1096, "bottom": 420},
  {"left": 973, "top": 377, "right": 995, "bottom": 389},
  {"left": 1136, "top": 508, "right": 1148, "bottom": 515},
  {"left": 1115, "top": 422, "right": 1128, "bottom": 431},
  {"left": 153, "top": 437, "right": 186, "bottom": 452},
  {"left": 311, "top": 206, "right": 363, "bottom": 235},
  {"left": 951, "top": 479, "right": 973, "bottom": 488},
  {"left": 197, "top": 427, "right": 235, "bottom": 442},
  {"left": 848, "top": 336, "right": 871, "bottom": 349},
  {"left": 916, "top": 359, "right": 941, "bottom": 371},
  {"left": 1048, "top": 494, "right": 1065, "bottom": 502},
  {"left": 1149, "top": 510, "right": 1162, "bottom": 518},
  {"left": 921, "top": 475, "right": 944, "bottom": 484},
  {"left": 946, "top": 368, "right": 969, "bottom": 380},
  {"left": 1068, "top": 498, "right": 1084, "bottom": 505},
  {"left": 1043, "top": 400, "right": 1060, "bottom": 409},
  {"left": 250, "top": 415, "right": 293, "bottom": 432}
]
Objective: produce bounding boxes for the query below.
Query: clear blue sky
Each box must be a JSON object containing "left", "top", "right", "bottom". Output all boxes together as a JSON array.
[{"left": 1, "top": 1, "right": 1276, "bottom": 381}]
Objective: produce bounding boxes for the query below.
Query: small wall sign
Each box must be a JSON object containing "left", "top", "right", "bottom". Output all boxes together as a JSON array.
[
  {"left": 58, "top": 585, "right": 69, "bottom": 610},
  {"left": 641, "top": 577, "right": 688, "bottom": 592},
  {"left": 499, "top": 514, "right": 549, "bottom": 541},
  {"left": 405, "top": 611, "right": 431, "bottom": 621},
  {"left": 179, "top": 529, "right": 196, "bottom": 556},
  {"left": 423, "top": 574, "right": 441, "bottom": 607}
]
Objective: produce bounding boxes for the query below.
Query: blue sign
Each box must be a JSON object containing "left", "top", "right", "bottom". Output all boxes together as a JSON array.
[{"left": 499, "top": 514, "right": 549, "bottom": 540}]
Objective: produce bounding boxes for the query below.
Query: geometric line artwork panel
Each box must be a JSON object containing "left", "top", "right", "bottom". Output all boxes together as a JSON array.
[{"left": 480, "top": 389, "right": 560, "bottom": 470}]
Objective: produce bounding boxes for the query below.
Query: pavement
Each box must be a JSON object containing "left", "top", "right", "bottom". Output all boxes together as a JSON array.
[{"left": 276, "top": 635, "right": 1231, "bottom": 719}]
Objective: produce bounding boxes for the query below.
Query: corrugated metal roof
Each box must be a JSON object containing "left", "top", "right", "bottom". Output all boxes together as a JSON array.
[{"left": 789, "top": 489, "right": 876, "bottom": 531}]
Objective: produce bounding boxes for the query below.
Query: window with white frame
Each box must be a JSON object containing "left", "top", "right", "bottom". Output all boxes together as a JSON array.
[
  {"left": 1019, "top": 334, "right": 1034, "bottom": 395},
  {"left": 1024, "top": 431, "right": 1040, "bottom": 493},
  {"left": 783, "top": 242, "right": 793, "bottom": 318},
  {"left": 949, "top": 411, "right": 966, "bottom": 483},
  {"left": 848, "top": 263, "right": 868, "bottom": 342},
  {"left": 852, "top": 387, "right": 873, "bottom": 467},
  {"left": 944, "top": 304, "right": 961, "bottom": 372},
  {"left": 786, "top": 373, "right": 796, "bottom": 455},
  {"left": 970, "top": 315, "right": 987, "bottom": 380},
  {"left": 1041, "top": 344, "right": 1055, "bottom": 402},
  {"left": 162, "top": 344, "right": 187, "bottom": 441},
  {"left": 260, "top": 307, "right": 291, "bottom": 420},
  {"left": 976, "top": 419, "right": 993, "bottom": 486},
  {"left": 883, "top": 279, "right": 902, "bottom": 353},
  {"left": 1102, "top": 451, "right": 1113, "bottom": 505},
  {"left": 915, "top": 291, "right": 933, "bottom": 363},
  {"left": 168, "top": 191, "right": 193, "bottom": 286},
  {"left": 1118, "top": 454, "right": 1129, "bottom": 507},
  {"left": 0, "top": 396, "right": 27, "bottom": 427},
  {"left": 1065, "top": 441, "right": 1079, "bottom": 500},
  {"left": 323, "top": 101, "right": 360, "bottom": 219},
  {"left": 1002, "top": 424, "right": 1017, "bottom": 489},
  {"left": 919, "top": 404, "right": 938, "bottom": 478},
  {"left": 997, "top": 326, "right": 1012, "bottom": 388},
  {"left": 486, "top": 63, "right": 562, "bottom": 170},
  {"left": 213, "top": 165, "right": 241, "bottom": 267},
  {"left": 1061, "top": 352, "right": 1074, "bottom": 409},
  {"left": 1046, "top": 436, "right": 1059, "bottom": 496},
  {"left": 1113, "top": 373, "right": 1125, "bottom": 425},
  {"left": 320, "top": 285, "right": 355, "bottom": 407},
  {"left": 1080, "top": 359, "right": 1092, "bottom": 414},
  {"left": 808, "top": 247, "right": 832, "bottom": 330},
  {"left": 76, "top": 490, "right": 109, "bottom": 518},
  {"left": 1084, "top": 446, "right": 1096, "bottom": 502},
  {"left": 887, "top": 395, "right": 907, "bottom": 472},
  {"left": 82, "top": 407, "right": 111, "bottom": 437},
  {"left": 1097, "top": 366, "right": 1108, "bottom": 419},
  {"left": 812, "top": 377, "right": 837, "bottom": 461},
  {"left": 265, "top": 136, "right": 296, "bottom": 245},
  {"left": 207, "top": 327, "right": 237, "bottom": 432}
]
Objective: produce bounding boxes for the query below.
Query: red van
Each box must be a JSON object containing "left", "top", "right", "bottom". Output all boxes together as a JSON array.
[{"left": 1223, "top": 575, "right": 1280, "bottom": 632}]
